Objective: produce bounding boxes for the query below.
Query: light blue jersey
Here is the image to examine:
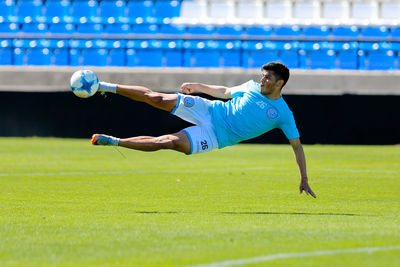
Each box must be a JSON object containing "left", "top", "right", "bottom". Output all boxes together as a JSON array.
[{"left": 211, "top": 80, "right": 300, "bottom": 149}]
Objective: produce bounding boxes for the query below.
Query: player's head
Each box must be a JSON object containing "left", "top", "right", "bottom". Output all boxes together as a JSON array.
[{"left": 261, "top": 62, "right": 290, "bottom": 90}]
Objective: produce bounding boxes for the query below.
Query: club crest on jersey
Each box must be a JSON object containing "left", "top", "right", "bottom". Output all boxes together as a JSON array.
[
  {"left": 267, "top": 107, "right": 279, "bottom": 119},
  {"left": 183, "top": 96, "right": 195, "bottom": 107}
]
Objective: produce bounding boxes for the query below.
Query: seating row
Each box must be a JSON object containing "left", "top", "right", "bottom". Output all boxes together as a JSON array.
[
  {"left": 1, "top": 39, "right": 399, "bottom": 70},
  {"left": 2, "top": 22, "right": 400, "bottom": 41}
]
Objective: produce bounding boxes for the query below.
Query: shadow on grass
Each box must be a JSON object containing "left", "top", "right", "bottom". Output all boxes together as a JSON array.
[{"left": 136, "top": 211, "right": 374, "bottom": 217}]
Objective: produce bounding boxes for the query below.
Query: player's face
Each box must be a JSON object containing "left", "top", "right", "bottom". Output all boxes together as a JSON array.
[{"left": 260, "top": 70, "right": 281, "bottom": 94}]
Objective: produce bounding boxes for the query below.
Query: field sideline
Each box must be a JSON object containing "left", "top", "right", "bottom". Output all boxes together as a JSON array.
[{"left": 0, "top": 137, "right": 399, "bottom": 266}]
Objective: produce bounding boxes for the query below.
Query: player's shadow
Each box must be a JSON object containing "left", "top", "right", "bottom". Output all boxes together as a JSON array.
[{"left": 135, "top": 211, "right": 373, "bottom": 217}]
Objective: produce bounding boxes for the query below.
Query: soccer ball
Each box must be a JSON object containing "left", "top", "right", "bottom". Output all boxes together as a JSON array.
[{"left": 70, "top": 69, "right": 99, "bottom": 98}]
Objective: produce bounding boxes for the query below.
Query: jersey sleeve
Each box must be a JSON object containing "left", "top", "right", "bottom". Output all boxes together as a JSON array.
[
  {"left": 229, "top": 80, "right": 253, "bottom": 98},
  {"left": 280, "top": 112, "right": 300, "bottom": 140}
]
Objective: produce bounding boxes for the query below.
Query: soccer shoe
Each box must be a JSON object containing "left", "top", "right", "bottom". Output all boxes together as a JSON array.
[{"left": 91, "top": 134, "right": 119, "bottom": 146}]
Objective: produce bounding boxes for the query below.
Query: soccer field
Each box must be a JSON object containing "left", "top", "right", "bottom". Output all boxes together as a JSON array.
[{"left": 0, "top": 138, "right": 399, "bottom": 266}]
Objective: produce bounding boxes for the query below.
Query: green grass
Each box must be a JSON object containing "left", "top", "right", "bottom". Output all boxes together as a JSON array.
[{"left": 0, "top": 137, "right": 399, "bottom": 266}]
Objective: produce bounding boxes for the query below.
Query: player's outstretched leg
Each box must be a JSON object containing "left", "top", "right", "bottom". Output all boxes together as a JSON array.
[
  {"left": 91, "top": 132, "right": 191, "bottom": 154},
  {"left": 99, "top": 82, "right": 178, "bottom": 112}
]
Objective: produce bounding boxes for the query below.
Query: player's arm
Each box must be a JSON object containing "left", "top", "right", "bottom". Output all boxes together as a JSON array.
[
  {"left": 181, "top": 83, "right": 232, "bottom": 99},
  {"left": 289, "top": 138, "right": 317, "bottom": 198}
]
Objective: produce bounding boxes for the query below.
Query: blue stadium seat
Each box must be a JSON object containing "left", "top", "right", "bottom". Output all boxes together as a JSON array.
[
  {"left": 44, "top": 0, "right": 72, "bottom": 23},
  {"left": 273, "top": 26, "right": 301, "bottom": 38},
  {"left": 0, "top": 40, "right": 12, "bottom": 65},
  {"left": 331, "top": 26, "right": 359, "bottom": 40},
  {"left": 276, "top": 41, "right": 301, "bottom": 68},
  {"left": 0, "top": 0, "right": 16, "bottom": 22},
  {"left": 334, "top": 42, "right": 359, "bottom": 70},
  {"left": 216, "top": 26, "right": 243, "bottom": 37},
  {"left": 81, "top": 40, "right": 108, "bottom": 66},
  {"left": 154, "top": 1, "right": 180, "bottom": 18},
  {"left": 360, "top": 26, "right": 389, "bottom": 40},
  {"left": 390, "top": 27, "right": 400, "bottom": 40},
  {"left": 359, "top": 42, "right": 395, "bottom": 70},
  {"left": 22, "top": 39, "right": 52, "bottom": 66},
  {"left": 187, "top": 25, "right": 215, "bottom": 36},
  {"left": 126, "top": 40, "right": 163, "bottom": 67},
  {"left": 0, "top": 22, "right": 19, "bottom": 34},
  {"left": 132, "top": 24, "right": 158, "bottom": 34},
  {"left": 302, "top": 42, "right": 336, "bottom": 69},
  {"left": 21, "top": 23, "right": 47, "bottom": 34},
  {"left": 106, "top": 40, "right": 126, "bottom": 66},
  {"left": 104, "top": 23, "right": 131, "bottom": 35},
  {"left": 71, "top": 0, "right": 98, "bottom": 23},
  {"left": 219, "top": 40, "right": 242, "bottom": 67},
  {"left": 184, "top": 40, "right": 220, "bottom": 67},
  {"left": 242, "top": 41, "right": 279, "bottom": 69},
  {"left": 245, "top": 26, "right": 273, "bottom": 37},
  {"left": 164, "top": 40, "right": 183, "bottom": 67},
  {"left": 50, "top": 39, "right": 69, "bottom": 66},
  {"left": 159, "top": 24, "right": 186, "bottom": 35},
  {"left": 48, "top": 23, "right": 75, "bottom": 35},
  {"left": 127, "top": 1, "right": 154, "bottom": 19},
  {"left": 16, "top": 0, "right": 44, "bottom": 23},
  {"left": 302, "top": 26, "right": 330, "bottom": 39},
  {"left": 99, "top": 0, "right": 126, "bottom": 23},
  {"left": 76, "top": 23, "right": 103, "bottom": 35}
]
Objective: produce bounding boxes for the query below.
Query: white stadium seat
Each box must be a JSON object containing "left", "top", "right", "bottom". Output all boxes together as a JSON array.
[
  {"left": 293, "top": 0, "right": 321, "bottom": 23},
  {"left": 237, "top": 0, "right": 264, "bottom": 24},
  {"left": 208, "top": 0, "right": 235, "bottom": 24},
  {"left": 351, "top": 0, "right": 378, "bottom": 24},
  {"left": 174, "top": 0, "right": 207, "bottom": 24},
  {"left": 265, "top": 0, "right": 293, "bottom": 23},
  {"left": 380, "top": 1, "right": 400, "bottom": 24},
  {"left": 321, "top": 0, "right": 350, "bottom": 24}
]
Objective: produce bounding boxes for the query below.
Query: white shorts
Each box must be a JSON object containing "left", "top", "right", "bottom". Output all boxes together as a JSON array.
[{"left": 171, "top": 94, "right": 218, "bottom": 154}]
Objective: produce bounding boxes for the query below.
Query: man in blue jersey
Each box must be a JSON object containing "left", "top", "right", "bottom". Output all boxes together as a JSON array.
[{"left": 91, "top": 62, "right": 316, "bottom": 198}]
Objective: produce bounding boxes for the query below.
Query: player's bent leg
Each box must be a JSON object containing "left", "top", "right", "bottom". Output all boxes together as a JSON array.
[
  {"left": 117, "top": 131, "right": 191, "bottom": 154},
  {"left": 116, "top": 85, "right": 178, "bottom": 112}
]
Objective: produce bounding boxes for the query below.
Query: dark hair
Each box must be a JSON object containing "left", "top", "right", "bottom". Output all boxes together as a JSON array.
[{"left": 261, "top": 62, "right": 290, "bottom": 88}]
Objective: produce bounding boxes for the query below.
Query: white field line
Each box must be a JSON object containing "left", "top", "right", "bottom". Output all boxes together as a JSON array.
[
  {"left": 186, "top": 245, "right": 400, "bottom": 267},
  {"left": 0, "top": 167, "right": 397, "bottom": 177}
]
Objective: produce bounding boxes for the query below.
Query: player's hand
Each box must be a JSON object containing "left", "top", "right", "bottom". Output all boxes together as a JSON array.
[
  {"left": 181, "top": 83, "right": 197, "bottom": 94},
  {"left": 299, "top": 178, "right": 316, "bottom": 198}
]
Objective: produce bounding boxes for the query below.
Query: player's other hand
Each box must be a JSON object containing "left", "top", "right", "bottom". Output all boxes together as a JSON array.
[
  {"left": 181, "top": 83, "right": 197, "bottom": 94},
  {"left": 299, "top": 179, "right": 317, "bottom": 198}
]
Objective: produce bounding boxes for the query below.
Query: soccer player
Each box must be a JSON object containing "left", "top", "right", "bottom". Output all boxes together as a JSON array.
[{"left": 91, "top": 62, "right": 316, "bottom": 198}]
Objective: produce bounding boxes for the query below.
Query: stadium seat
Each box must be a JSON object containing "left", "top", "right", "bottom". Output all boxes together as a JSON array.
[
  {"left": 321, "top": 0, "right": 349, "bottom": 23},
  {"left": 154, "top": 1, "right": 180, "bottom": 19},
  {"left": 208, "top": 1, "right": 235, "bottom": 22},
  {"left": 334, "top": 42, "right": 359, "bottom": 70},
  {"left": 107, "top": 40, "right": 126, "bottom": 66},
  {"left": 16, "top": 0, "right": 44, "bottom": 23},
  {"left": 187, "top": 25, "right": 215, "bottom": 36},
  {"left": 0, "top": 0, "right": 16, "bottom": 22},
  {"left": 265, "top": 0, "right": 292, "bottom": 23},
  {"left": 219, "top": 40, "right": 241, "bottom": 67},
  {"left": 159, "top": 24, "right": 186, "bottom": 35},
  {"left": 293, "top": 0, "right": 321, "bottom": 23},
  {"left": 242, "top": 41, "right": 279, "bottom": 69},
  {"left": 183, "top": 40, "right": 220, "bottom": 67},
  {"left": 104, "top": 23, "right": 131, "bottom": 35},
  {"left": 302, "top": 26, "right": 330, "bottom": 39},
  {"left": 44, "top": 0, "right": 72, "bottom": 23},
  {"left": 277, "top": 41, "right": 301, "bottom": 68},
  {"left": 359, "top": 42, "right": 395, "bottom": 70},
  {"left": 331, "top": 26, "right": 359, "bottom": 40},
  {"left": 0, "top": 40, "right": 12, "bottom": 65},
  {"left": 76, "top": 23, "right": 103, "bottom": 35},
  {"left": 236, "top": 0, "right": 263, "bottom": 24},
  {"left": 0, "top": 22, "right": 19, "bottom": 34},
  {"left": 132, "top": 24, "right": 158, "bottom": 35},
  {"left": 380, "top": 1, "right": 400, "bottom": 24},
  {"left": 360, "top": 26, "right": 389, "bottom": 40},
  {"left": 24, "top": 39, "right": 52, "bottom": 66},
  {"left": 216, "top": 25, "right": 243, "bottom": 37},
  {"left": 48, "top": 23, "right": 75, "bottom": 35},
  {"left": 80, "top": 40, "right": 108, "bottom": 66},
  {"left": 71, "top": 0, "right": 98, "bottom": 23},
  {"left": 245, "top": 26, "right": 273, "bottom": 37},
  {"left": 273, "top": 26, "right": 301, "bottom": 39},
  {"left": 302, "top": 42, "right": 336, "bottom": 69},
  {"left": 99, "top": 0, "right": 126, "bottom": 23},
  {"left": 21, "top": 23, "right": 47, "bottom": 34},
  {"left": 391, "top": 27, "right": 400, "bottom": 40},
  {"left": 164, "top": 40, "right": 184, "bottom": 67},
  {"left": 127, "top": 1, "right": 154, "bottom": 19},
  {"left": 176, "top": 0, "right": 207, "bottom": 23},
  {"left": 126, "top": 40, "right": 163, "bottom": 67},
  {"left": 351, "top": 0, "right": 378, "bottom": 24}
]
